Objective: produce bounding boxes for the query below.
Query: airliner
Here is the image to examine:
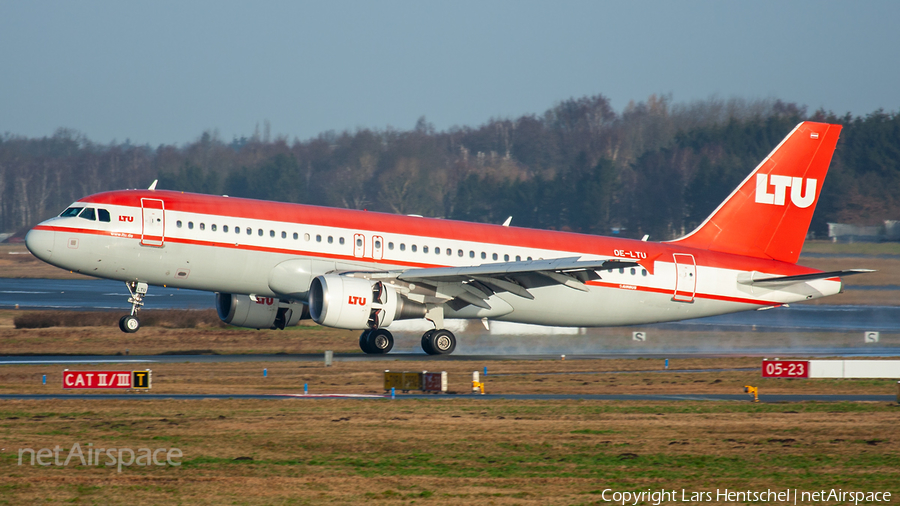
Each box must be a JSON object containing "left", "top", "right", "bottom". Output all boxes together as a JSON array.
[{"left": 25, "top": 121, "right": 870, "bottom": 354}]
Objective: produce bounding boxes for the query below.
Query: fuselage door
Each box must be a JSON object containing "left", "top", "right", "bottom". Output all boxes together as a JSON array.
[
  {"left": 353, "top": 233, "right": 365, "bottom": 258},
  {"left": 672, "top": 253, "right": 696, "bottom": 302},
  {"left": 140, "top": 198, "right": 165, "bottom": 247},
  {"left": 372, "top": 235, "right": 383, "bottom": 260}
]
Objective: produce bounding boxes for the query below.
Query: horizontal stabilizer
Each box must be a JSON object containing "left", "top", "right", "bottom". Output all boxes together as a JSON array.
[{"left": 737, "top": 269, "right": 875, "bottom": 286}]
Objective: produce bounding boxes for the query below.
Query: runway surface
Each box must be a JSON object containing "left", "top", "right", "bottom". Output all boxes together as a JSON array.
[
  {"left": 3, "top": 349, "right": 900, "bottom": 365},
  {"left": 3, "top": 278, "right": 899, "bottom": 332},
  {"left": 1, "top": 393, "right": 895, "bottom": 403}
]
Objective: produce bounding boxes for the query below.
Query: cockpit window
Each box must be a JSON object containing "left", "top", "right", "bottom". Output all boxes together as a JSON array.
[
  {"left": 60, "top": 207, "right": 83, "bottom": 217},
  {"left": 98, "top": 209, "right": 111, "bottom": 222},
  {"left": 78, "top": 208, "right": 96, "bottom": 221}
]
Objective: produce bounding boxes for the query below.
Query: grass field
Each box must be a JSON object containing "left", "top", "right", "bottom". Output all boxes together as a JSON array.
[{"left": 2, "top": 396, "right": 898, "bottom": 505}]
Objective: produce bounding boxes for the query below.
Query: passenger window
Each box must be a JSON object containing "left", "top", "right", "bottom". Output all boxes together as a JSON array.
[
  {"left": 388, "top": 242, "right": 394, "bottom": 250},
  {"left": 212, "top": 224, "right": 217, "bottom": 232},
  {"left": 246, "top": 227, "right": 251, "bottom": 235},
  {"left": 200, "top": 223, "right": 205, "bottom": 231},
  {"left": 258, "top": 229, "right": 263, "bottom": 236},
  {"left": 356, "top": 238, "right": 363, "bottom": 247},
  {"left": 618, "top": 268, "right": 625, "bottom": 274},
  {"left": 446, "top": 248, "right": 452, "bottom": 256},
  {"left": 423, "top": 246, "right": 429, "bottom": 253},
  {"left": 411, "top": 245, "right": 417, "bottom": 252},
  {"left": 223, "top": 225, "right": 229, "bottom": 233},
  {"left": 642, "top": 269, "right": 648, "bottom": 276},
  {"left": 481, "top": 252, "right": 486, "bottom": 259},
  {"left": 293, "top": 232, "right": 298, "bottom": 240},
  {"left": 281, "top": 231, "right": 286, "bottom": 239},
  {"left": 504, "top": 254, "right": 510, "bottom": 261},
  {"left": 400, "top": 244, "right": 406, "bottom": 251},
  {"left": 189, "top": 222, "right": 194, "bottom": 230},
  {"left": 492, "top": 253, "right": 498, "bottom": 261},
  {"left": 457, "top": 249, "right": 463, "bottom": 257},
  {"left": 527, "top": 256, "right": 532, "bottom": 261},
  {"left": 328, "top": 236, "right": 333, "bottom": 244},
  {"left": 515, "top": 255, "right": 521, "bottom": 261},
  {"left": 304, "top": 233, "right": 310, "bottom": 241},
  {"left": 340, "top": 237, "right": 345, "bottom": 245},
  {"left": 60, "top": 207, "right": 83, "bottom": 217},
  {"left": 98, "top": 209, "right": 111, "bottom": 222},
  {"left": 469, "top": 251, "right": 475, "bottom": 258},
  {"left": 177, "top": 220, "right": 183, "bottom": 228},
  {"left": 316, "top": 235, "right": 322, "bottom": 242},
  {"left": 435, "top": 247, "right": 440, "bottom": 255},
  {"left": 78, "top": 208, "right": 96, "bottom": 221},
  {"left": 269, "top": 230, "right": 274, "bottom": 238},
  {"left": 630, "top": 268, "right": 636, "bottom": 275}
]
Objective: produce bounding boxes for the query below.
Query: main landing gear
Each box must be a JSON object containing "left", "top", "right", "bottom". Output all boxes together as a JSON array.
[
  {"left": 118, "top": 281, "right": 148, "bottom": 334},
  {"left": 421, "top": 329, "right": 457, "bottom": 355},
  {"left": 359, "top": 328, "right": 394, "bottom": 354}
]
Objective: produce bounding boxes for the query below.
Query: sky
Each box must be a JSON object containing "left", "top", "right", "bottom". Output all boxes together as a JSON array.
[{"left": 1, "top": 1, "right": 898, "bottom": 147}]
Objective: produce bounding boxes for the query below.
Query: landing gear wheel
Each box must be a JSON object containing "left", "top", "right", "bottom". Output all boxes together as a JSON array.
[
  {"left": 359, "top": 330, "right": 373, "bottom": 354},
  {"left": 119, "top": 315, "right": 140, "bottom": 333},
  {"left": 423, "top": 329, "right": 456, "bottom": 355},
  {"left": 366, "top": 328, "right": 394, "bottom": 354},
  {"left": 421, "top": 329, "right": 436, "bottom": 355}
]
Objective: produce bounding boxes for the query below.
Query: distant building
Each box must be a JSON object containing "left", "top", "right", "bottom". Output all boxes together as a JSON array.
[{"left": 827, "top": 221, "right": 899, "bottom": 243}]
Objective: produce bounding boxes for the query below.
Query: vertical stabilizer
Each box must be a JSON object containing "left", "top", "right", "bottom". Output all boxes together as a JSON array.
[{"left": 670, "top": 121, "right": 841, "bottom": 264}]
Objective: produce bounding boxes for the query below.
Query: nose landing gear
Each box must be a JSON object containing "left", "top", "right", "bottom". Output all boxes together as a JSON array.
[{"left": 119, "top": 281, "right": 148, "bottom": 333}]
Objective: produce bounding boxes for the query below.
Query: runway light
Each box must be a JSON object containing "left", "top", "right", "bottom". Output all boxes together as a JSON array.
[
  {"left": 304, "top": 383, "right": 308, "bottom": 395},
  {"left": 743, "top": 385, "right": 759, "bottom": 403},
  {"left": 472, "top": 371, "right": 485, "bottom": 395},
  {"left": 391, "top": 387, "right": 395, "bottom": 400},
  {"left": 42, "top": 375, "right": 46, "bottom": 385},
  {"left": 263, "top": 368, "right": 267, "bottom": 377}
]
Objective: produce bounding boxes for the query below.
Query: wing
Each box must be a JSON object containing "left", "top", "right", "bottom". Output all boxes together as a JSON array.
[{"left": 348, "top": 257, "right": 638, "bottom": 310}]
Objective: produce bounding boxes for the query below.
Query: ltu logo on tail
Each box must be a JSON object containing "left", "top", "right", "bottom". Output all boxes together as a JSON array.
[{"left": 755, "top": 174, "right": 817, "bottom": 208}]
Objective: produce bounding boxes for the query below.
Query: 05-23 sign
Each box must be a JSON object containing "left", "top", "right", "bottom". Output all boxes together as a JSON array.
[{"left": 761, "top": 360, "right": 809, "bottom": 378}]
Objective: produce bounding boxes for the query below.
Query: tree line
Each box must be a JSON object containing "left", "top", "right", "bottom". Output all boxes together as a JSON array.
[{"left": 1, "top": 95, "right": 897, "bottom": 240}]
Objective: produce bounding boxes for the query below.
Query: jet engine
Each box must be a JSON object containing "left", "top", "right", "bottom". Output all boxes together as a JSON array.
[
  {"left": 216, "top": 293, "right": 307, "bottom": 330},
  {"left": 308, "top": 274, "right": 425, "bottom": 330}
]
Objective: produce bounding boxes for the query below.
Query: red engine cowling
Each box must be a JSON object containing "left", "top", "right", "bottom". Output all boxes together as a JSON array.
[
  {"left": 308, "top": 274, "right": 425, "bottom": 330},
  {"left": 216, "top": 293, "right": 307, "bottom": 330}
]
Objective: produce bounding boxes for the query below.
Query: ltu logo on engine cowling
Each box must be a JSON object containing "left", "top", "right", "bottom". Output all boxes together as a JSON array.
[
  {"left": 348, "top": 296, "right": 367, "bottom": 306},
  {"left": 755, "top": 174, "right": 817, "bottom": 209}
]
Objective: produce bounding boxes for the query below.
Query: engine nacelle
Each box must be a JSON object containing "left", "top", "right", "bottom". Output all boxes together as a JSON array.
[
  {"left": 308, "top": 274, "right": 425, "bottom": 330},
  {"left": 216, "top": 293, "right": 307, "bottom": 330}
]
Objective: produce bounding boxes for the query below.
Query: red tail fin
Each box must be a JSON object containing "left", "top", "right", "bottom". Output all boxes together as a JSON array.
[{"left": 671, "top": 121, "right": 842, "bottom": 264}]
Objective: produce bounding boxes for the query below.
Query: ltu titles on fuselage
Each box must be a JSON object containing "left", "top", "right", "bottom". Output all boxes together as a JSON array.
[{"left": 24, "top": 122, "right": 872, "bottom": 355}]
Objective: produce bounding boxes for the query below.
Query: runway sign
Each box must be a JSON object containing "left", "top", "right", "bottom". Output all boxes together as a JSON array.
[
  {"left": 423, "top": 372, "right": 447, "bottom": 393},
  {"left": 761, "top": 360, "right": 809, "bottom": 378},
  {"left": 632, "top": 331, "right": 646, "bottom": 342},
  {"left": 63, "top": 370, "right": 152, "bottom": 389},
  {"left": 865, "top": 331, "right": 880, "bottom": 343},
  {"left": 763, "top": 360, "right": 900, "bottom": 379}
]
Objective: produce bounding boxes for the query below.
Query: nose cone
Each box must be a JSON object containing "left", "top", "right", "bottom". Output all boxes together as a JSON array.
[{"left": 25, "top": 228, "right": 54, "bottom": 262}]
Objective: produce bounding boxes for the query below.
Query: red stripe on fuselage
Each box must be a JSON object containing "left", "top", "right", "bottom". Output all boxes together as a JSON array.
[
  {"left": 75, "top": 189, "right": 824, "bottom": 276},
  {"left": 33, "top": 224, "right": 787, "bottom": 306}
]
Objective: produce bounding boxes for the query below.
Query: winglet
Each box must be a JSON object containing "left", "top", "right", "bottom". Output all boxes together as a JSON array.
[
  {"left": 502, "top": 216, "right": 512, "bottom": 227},
  {"left": 148, "top": 180, "right": 158, "bottom": 190}
]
